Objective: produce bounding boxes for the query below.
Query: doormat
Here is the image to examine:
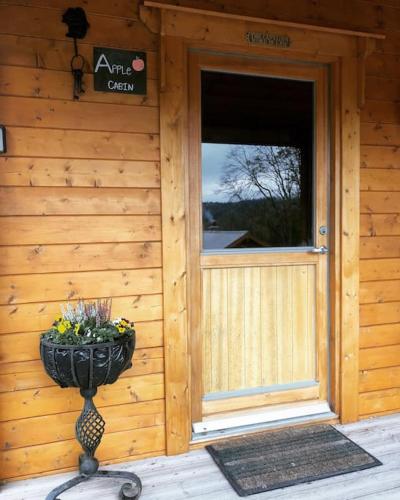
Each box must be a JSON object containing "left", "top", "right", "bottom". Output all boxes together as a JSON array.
[{"left": 206, "top": 424, "right": 381, "bottom": 496}]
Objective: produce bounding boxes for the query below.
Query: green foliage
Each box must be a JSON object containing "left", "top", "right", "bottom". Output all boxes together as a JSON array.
[{"left": 41, "top": 299, "right": 135, "bottom": 345}]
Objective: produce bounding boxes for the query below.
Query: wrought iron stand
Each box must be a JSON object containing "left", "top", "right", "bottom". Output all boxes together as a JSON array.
[{"left": 45, "top": 388, "right": 142, "bottom": 500}]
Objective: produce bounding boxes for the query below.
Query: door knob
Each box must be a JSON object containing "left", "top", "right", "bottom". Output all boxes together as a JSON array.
[{"left": 310, "top": 245, "right": 328, "bottom": 254}]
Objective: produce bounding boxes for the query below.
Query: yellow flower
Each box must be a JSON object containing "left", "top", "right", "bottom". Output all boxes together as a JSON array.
[
  {"left": 64, "top": 320, "right": 72, "bottom": 329},
  {"left": 74, "top": 323, "right": 80, "bottom": 335},
  {"left": 57, "top": 323, "right": 67, "bottom": 334},
  {"left": 55, "top": 316, "right": 62, "bottom": 323},
  {"left": 117, "top": 326, "right": 126, "bottom": 333}
]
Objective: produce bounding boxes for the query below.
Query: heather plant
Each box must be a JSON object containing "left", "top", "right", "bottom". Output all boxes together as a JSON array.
[{"left": 42, "top": 299, "right": 135, "bottom": 345}]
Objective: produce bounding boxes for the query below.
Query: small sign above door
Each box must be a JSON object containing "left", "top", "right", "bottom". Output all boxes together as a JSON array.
[
  {"left": 93, "top": 47, "right": 146, "bottom": 94},
  {"left": 245, "top": 31, "right": 291, "bottom": 48}
]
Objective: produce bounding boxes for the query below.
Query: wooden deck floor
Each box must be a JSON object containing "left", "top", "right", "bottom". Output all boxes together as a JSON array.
[{"left": 3, "top": 414, "right": 400, "bottom": 499}]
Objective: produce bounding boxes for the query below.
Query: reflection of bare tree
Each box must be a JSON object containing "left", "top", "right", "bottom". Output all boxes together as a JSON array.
[{"left": 217, "top": 145, "right": 307, "bottom": 246}]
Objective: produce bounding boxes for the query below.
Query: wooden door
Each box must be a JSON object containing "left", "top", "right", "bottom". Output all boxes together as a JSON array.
[{"left": 188, "top": 52, "right": 329, "bottom": 431}]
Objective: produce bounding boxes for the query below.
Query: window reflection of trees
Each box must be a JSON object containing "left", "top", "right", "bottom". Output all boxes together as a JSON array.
[{"left": 203, "top": 145, "right": 311, "bottom": 247}]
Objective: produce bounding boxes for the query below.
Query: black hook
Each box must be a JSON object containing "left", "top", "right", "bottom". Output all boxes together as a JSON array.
[
  {"left": 62, "top": 8, "right": 90, "bottom": 100},
  {"left": 62, "top": 8, "right": 90, "bottom": 40}
]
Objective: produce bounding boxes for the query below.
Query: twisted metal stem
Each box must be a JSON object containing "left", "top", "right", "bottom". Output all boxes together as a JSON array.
[
  {"left": 45, "top": 388, "right": 142, "bottom": 500},
  {"left": 76, "top": 388, "right": 105, "bottom": 475}
]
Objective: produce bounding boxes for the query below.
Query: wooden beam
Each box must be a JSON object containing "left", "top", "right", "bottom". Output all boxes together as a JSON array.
[
  {"left": 159, "top": 35, "right": 191, "bottom": 455},
  {"left": 339, "top": 55, "right": 360, "bottom": 423},
  {"left": 144, "top": 1, "right": 385, "bottom": 40}
]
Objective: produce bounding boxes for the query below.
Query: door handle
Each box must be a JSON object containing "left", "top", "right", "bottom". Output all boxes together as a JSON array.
[{"left": 310, "top": 245, "right": 328, "bottom": 254}]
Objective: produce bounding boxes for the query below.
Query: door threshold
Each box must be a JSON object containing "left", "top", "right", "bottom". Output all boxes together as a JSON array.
[
  {"left": 193, "top": 400, "right": 331, "bottom": 434},
  {"left": 192, "top": 409, "right": 337, "bottom": 443}
]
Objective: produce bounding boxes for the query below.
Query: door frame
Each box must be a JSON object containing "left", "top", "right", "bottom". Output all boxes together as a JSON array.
[
  {"left": 148, "top": 2, "right": 380, "bottom": 455},
  {"left": 187, "top": 52, "right": 330, "bottom": 423}
]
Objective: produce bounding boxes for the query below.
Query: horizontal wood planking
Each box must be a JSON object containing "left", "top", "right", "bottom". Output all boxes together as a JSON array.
[
  {"left": 0, "top": 5, "right": 157, "bottom": 50},
  {"left": 2, "top": 424, "right": 165, "bottom": 479},
  {"left": 1, "top": 399, "right": 165, "bottom": 451},
  {"left": 0, "top": 96, "right": 159, "bottom": 134},
  {"left": 0, "top": 158, "right": 160, "bottom": 188},
  {"left": 0, "top": 65, "right": 159, "bottom": 107},
  {"left": 360, "top": 279, "right": 400, "bottom": 304},
  {"left": 361, "top": 122, "right": 400, "bottom": 146},
  {"left": 361, "top": 258, "right": 400, "bottom": 281},
  {"left": 0, "top": 242, "right": 162, "bottom": 274},
  {"left": 361, "top": 214, "right": 400, "bottom": 236},
  {"left": 361, "top": 169, "right": 400, "bottom": 191},
  {"left": 0, "top": 0, "right": 141, "bottom": 19},
  {"left": 0, "top": 215, "right": 161, "bottom": 245},
  {"left": 359, "top": 365, "right": 400, "bottom": 392},
  {"left": 367, "top": 53, "right": 400, "bottom": 79},
  {"left": 361, "top": 145, "right": 400, "bottom": 168},
  {"left": 359, "top": 388, "right": 400, "bottom": 416},
  {"left": 361, "top": 100, "right": 400, "bottom": 124},
  {"left": 0, "top": 34, "right": 158, "bottom": 79},
  {"left": 365, "top": 76, "right": 400, "bottom": 101},
  {"left": 360, "top": 323, "right": 400, "bottom": 348},
  {"left": 0, "top": 295, "right": 163, "bottom": 334},
  {"left": 360, "top": 301, "right": 400, "bottom": 326},
  {"left": 360, "top": 344, "right": 400, "bottom": 370},
  {"left": 361, "top": 236, "right": 400, "bottom": 258},
  {"left": 0, "top": 0, "right": 166, "bottom": 482},
  {"left": 361, "top": 192, "right": 400, "bottom": 214},
  {"left": 0, "top": 268, "right": 162, "bottom": 305},
  {"left": 375, "top": 34, "right": 400, "bottom": 56},
  {"left": 0, "top": 372, "right": 164, "bottom": 421},
  {"left": 0, "top": 321, "right": 163, "bottom": 363},
  {"left": 5, "top": 127, "right": 160, "bottom": 160},
  {"left": 0, "top": 187, "right": 160, "bottom": 215}
]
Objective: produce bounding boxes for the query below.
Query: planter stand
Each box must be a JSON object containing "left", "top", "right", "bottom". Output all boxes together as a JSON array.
[{"left": 45, "top": 388, "right": 142, "bottom": 500}]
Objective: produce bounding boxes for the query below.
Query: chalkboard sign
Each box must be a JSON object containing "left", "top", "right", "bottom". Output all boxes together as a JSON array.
[{"left": 93, "top": 47, "right": 146, "bottom": 94}]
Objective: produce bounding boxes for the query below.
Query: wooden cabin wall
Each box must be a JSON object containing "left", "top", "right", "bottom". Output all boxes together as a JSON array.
[
  {"left": 2, "top": 0, "right": 400, "bottom": 483},
  {"left": 0, "top": 0, "right": 164, "bottom": 481}
]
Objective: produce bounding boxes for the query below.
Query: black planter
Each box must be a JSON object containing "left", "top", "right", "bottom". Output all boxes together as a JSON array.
[
  {"left": 40, "top": 335, "right": 142, "bottom": 500},
  {"left": 40, "top": 335, "right": 135, "bottom": 389}
]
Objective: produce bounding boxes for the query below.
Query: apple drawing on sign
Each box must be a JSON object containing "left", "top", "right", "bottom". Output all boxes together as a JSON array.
[{"left": 132, "top": 57, "right": 145, "bottom": 72}]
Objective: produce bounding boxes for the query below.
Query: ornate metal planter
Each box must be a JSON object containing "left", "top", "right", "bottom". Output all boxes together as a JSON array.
[{"left": 40, "top": 336, "right": 142, "bottom": 499}]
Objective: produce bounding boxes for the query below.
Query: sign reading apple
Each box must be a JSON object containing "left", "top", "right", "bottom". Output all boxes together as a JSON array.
[{"left": 93, "top": 47, "right": 147, "bottom": 95}]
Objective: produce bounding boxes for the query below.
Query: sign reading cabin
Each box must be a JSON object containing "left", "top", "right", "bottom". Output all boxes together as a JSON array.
[{"left": 93, "top": 47, "right": 147, "bottom": 94}]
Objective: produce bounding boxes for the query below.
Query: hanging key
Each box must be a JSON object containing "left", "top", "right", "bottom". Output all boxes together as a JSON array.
[
  {"left": 72, "top": 67, "right": 84, "bottom": 99},
  {"left": 71, "top": 53, "right": 85, "bottom": 100}
]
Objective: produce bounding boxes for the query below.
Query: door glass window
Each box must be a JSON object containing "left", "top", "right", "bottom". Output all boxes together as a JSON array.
[{"left": 201, "top": 71, "right": 314, "bottom": 250}]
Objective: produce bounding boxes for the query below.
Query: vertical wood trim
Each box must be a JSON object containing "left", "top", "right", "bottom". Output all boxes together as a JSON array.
[
  {"left": 187, "top": 52, "right": 203, "bottom": 421},
  {"left": 339, "top": 54, "right": 360, "bottom": 423},
  {"left": 160, "top": 34, "right": 190, "bottom": 454},
  {"left": 329, "top": 60, "right": 342, "bottom": 416}
]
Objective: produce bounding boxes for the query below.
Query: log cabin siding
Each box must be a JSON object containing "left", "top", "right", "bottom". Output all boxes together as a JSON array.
[
  {"left": 1, "top": 0, "right": 400, "bottom": 482},
  {"left": 0, "top": 0, "right": 164, "bottom": 481}
]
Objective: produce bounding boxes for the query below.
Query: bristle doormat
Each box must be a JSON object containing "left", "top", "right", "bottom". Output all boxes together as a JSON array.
[{"left": 206, "top": 425, "right": 381, "bottom": 496}]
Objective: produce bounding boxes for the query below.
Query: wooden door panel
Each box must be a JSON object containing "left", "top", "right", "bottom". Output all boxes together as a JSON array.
[{"left": 202, "top": 264, "right": 317, "bottom": 396}]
